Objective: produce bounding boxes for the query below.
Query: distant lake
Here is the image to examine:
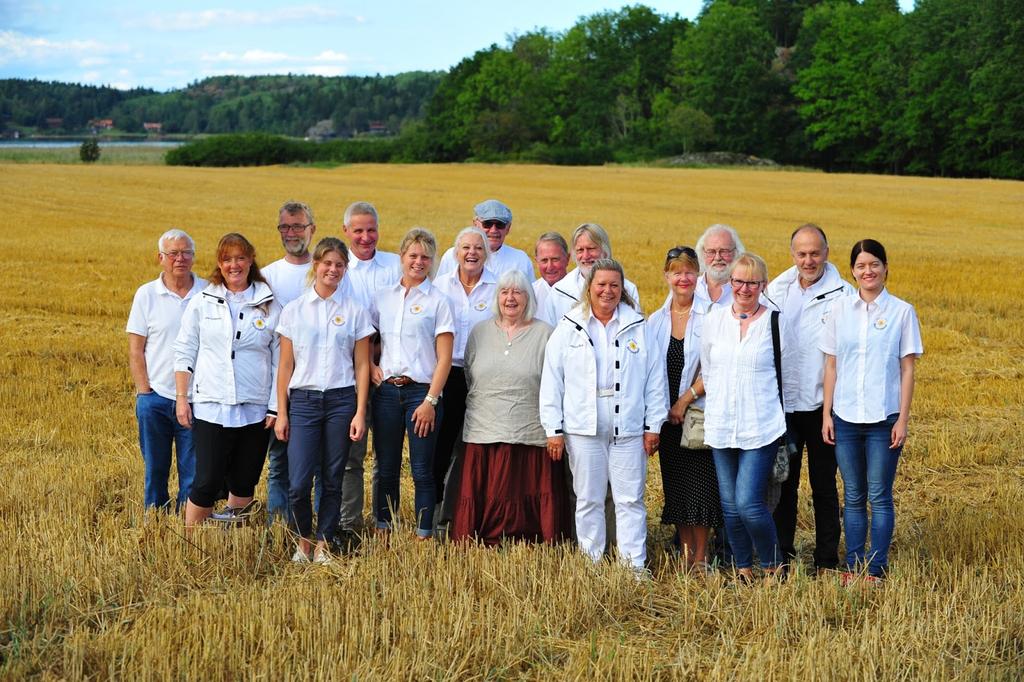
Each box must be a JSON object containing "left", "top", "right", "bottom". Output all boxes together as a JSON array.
[{"left": 0, "top": 140, "right": 184, "bottom": 148}]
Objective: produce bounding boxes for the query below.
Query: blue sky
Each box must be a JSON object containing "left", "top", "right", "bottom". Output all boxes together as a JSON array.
[{"left": 1, "top": 1, "right": 915, "bottom": 91}]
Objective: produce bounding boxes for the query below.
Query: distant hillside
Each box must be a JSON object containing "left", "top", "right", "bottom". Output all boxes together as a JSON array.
[{"left": 0, "top": 72, "right": 443, "bottom": 137}]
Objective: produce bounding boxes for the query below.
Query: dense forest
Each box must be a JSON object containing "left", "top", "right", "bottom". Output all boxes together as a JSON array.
[{"left": 3, "top": 0, "right": 1022, "bottom": 178}]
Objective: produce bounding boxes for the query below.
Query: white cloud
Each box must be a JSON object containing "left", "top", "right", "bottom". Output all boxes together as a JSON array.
[
  {"left": 311, "top": 50, "right": 349, "bottom": 63},
  {"left": 238, "top": 49, "right": 291, "bottom": 64},
  {"left": 200, "top": 48, "right": 348, "bottom": 68},
  {"left": 0, "top": 29, "right": 123, "bottom": 64},
  {"left": 133, "top": 5, "right": 361, "bottom": 31},
  {"left": 304, "top": 65, "right": 347, "bottom": 76}
]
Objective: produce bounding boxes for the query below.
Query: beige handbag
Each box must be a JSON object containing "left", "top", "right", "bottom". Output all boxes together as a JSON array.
[{"left": 680, "top": 406, "right": 710, "bottom": 450}]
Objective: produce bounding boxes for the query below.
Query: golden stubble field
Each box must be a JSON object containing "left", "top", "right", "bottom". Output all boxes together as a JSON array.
[{"left": 1, "top": 162, "right": 1022, "bottom": 679}]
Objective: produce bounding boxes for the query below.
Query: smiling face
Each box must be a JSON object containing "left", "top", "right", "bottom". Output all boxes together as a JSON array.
[
  {"left": 702, "top": 230, "right": 737, "bottom": 283},
  {"left": 791, "top": 228, "right": 829, "bottom": 286},
  {"left": 852, "top": 250, "right": 887, "bottom": 294},
  {"left": 343, "top": 213, "right": 379, "bottom": 262},
  {"left": 218, "top": 246, "right": 253, "bottom": 292},
  {"left": 665, "top": 262, "right": 698, "bottom": 300},
  {"left": 401, "top": 241, "right": 432, "bottom": 285},
  {"left": 159, "top": 237, "right": 195, "bottom": 280},
  {"left": 474, "top": 218, "right": 510, "bottom": 252},
  {"left": 729, "top": 263, "right": 765, "bottom": 308},
  {"left": 278, "top": 209, "right": 315, "bottom": 257},
  {"left": 535, "top": 240, "right": 568, "bottom": 285},
  {"left": 574, "top": 232, "right": 606, "bottom": 275},
  {"left": 589, "top": 268, "right": 623, "bottom": 319},
  {"left": 315, "top": 249, "right": 347, "bottom": 291},
  {"left": 456, "top": 232, "right": 487, "bottom": 279},
  {"left": 498, "top": 286, "right": 528, "bottom": 324}
]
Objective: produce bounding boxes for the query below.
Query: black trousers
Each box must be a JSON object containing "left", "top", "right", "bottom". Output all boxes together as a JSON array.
[
  {"left": 189, "top": 419, "right": 268, "bottom": 508},
  {"left": 433, "top": 366, "right": 468, "bottom": 503},
  {"left": 772, "top": 408, "right": 841, "bottom": 570}
]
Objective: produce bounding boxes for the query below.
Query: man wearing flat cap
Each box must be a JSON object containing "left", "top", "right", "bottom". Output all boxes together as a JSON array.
[{"left": 436, "top": 199, "right": 535, "bottom": 280}]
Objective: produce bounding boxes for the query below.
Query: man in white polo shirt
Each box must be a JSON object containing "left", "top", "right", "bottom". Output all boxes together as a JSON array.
[
  {"left": 532, "top": 231, "right": 569, "bottom": 313},
  {"left": 436, "top": 199, "right": 534, "bottom": 280},
  {"left": 767, "top": 223, "right": 854, "bottom": 574},
  {"left": 261, "top": 200, "right": 317, "bottom": 522},
  {"left": 127, "top": 228, "right": 207, "bottom": 510},
  {"left": 336, "top": 201, "right": 401, "bottom": 545}
]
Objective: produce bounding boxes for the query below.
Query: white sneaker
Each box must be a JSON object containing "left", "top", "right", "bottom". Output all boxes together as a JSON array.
[
  {"left": 312, "top": 549, "right": 332, "bottom": 565},
  {"left": 291, "top": 549, "right": 311, "bottom": 563}
]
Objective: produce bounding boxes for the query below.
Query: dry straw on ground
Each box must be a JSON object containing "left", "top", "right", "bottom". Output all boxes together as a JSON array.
[{"left": 1, "top": 163, "right": 1022, "bottom": 679}]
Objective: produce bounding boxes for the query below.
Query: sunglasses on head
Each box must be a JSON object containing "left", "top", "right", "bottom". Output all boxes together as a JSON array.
[{"left": 666, "top": 246, "right": 697, "bottom": 260}]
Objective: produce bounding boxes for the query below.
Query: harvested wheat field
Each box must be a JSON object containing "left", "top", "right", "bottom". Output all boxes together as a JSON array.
[{"left": 1, "top": 163, "right": 1022, "bottom": 679}]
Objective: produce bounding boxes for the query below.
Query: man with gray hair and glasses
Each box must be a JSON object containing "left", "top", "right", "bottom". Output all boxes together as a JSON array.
[
  {"left": 694, "top": 223, "right": 745, "bottom": 309},
  {"left": 260, "top": 200, "right": 318, "bottom": 523},
  {"left": 127, "top": 229, "right": 207, "bottom": 510},
  {"left": 766, "top": 223, "right": 853, "bottom": 574}
]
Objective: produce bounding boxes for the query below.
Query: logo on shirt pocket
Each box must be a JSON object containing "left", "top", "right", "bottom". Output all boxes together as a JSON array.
[
  {"left": 874, "top": 318, "right": 887, "bottom": 330},
  {"left": 252, "top": 317, "right": 267, "bottom": 330},
  {"left": 473, "top": 301, "right": 488, "bottom": 312},
  {"left": 332, "top": 315, "right": 346, "bottom": 326},
  {"left": 626, "top": 339, "right": 640, "bottom": 353},
  {"left": 410, "top": 304, "right": 424, "bottom": 315}
]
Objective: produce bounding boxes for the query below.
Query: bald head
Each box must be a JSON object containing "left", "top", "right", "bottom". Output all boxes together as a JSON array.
[{"left": 790, "top": 223, "right": 830, "bottom": 286}]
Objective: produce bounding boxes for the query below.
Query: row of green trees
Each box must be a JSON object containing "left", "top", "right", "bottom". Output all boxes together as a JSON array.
[{"left": 410, "top": 0, "right": 1023, "bottom": 177}]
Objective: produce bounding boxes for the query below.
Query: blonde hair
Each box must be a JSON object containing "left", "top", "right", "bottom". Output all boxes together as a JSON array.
[
  {"left": 728, "top": 252, "right": 769, "bottom": 283},
  {"left": 304, "top": 237, "right": 350, "bottom": 288},
  {"left": 398, "top": 227, "right": 438, "bottom": 278},
  {"left": 581, "top": 259, "right": 636, "bottom": 314}
]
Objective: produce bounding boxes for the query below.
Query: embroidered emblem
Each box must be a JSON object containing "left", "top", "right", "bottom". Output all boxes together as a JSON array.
[
  {"left": 252, "top": 317, "right": 267, "bottom": 330},
  {"left": 473, "top": 301, "right": 488, "bottom": 311},
  {"left": 626, "top": 339, "right": 639, "bottom": 353},
  {"left": 410, "top": 304, "right": 424, "bottom": 314},
  {"left": 874, "top": 318, "right": 887, "bottom": 330},
  {"left": 332, "top": 315, "right": 346, "bottom": 326}
]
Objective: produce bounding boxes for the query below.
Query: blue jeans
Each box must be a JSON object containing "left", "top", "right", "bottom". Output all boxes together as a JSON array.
[
  {"left": 136, "top": 392, "right": 195, "bottom": 510},
  {"left": 712, "top": 443, "right": 782, "bottom": 569},
  {"left": 834, "top": 414, "right": 902, "bottom": 577},
  {"left": 268, "top": 433, "right": 322, "bottom": 523},
  {"left": 287, "top": 387, "right": 356, "bottom": 542},
  {"left": 372, "top": 382, "right": 442, "bottom": 537}
]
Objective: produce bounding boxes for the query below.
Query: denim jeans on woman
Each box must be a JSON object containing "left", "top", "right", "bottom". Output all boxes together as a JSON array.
[
  {"left": 136, "top": 391, "right": 195, "bottom": 510},
  {"left": 372, "top": 382, "right": 442, "bottom": 538},
  {"left": 711, "top": 443, "right": 782, "bottom": 570},
  {"left": 833, "top": 413, "right": 902, "bottom": 578},
  {"left": 287, "top": 387, "right": 357, "bottom": 542}
]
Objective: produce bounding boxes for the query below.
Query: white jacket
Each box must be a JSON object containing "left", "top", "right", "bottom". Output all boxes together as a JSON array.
[
  {"left": 540, "top": 303, "right": 667, "bottom": 439},
  {"left": 646, "top": 296, "right": 707, "bottom": 411},
  {"left": 766, "top": 263, "right": 854, "bottom": 412},
  {"left": 539, "top": 268, "right": 642, "bottom": 327},
  {"left": 174, "top": 282, "right": 281, "bottom": 413}
]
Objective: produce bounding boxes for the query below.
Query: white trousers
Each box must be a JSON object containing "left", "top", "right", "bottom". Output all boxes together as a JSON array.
[{"left": 565, "top": 397, "right": 648, "bottom": 569}]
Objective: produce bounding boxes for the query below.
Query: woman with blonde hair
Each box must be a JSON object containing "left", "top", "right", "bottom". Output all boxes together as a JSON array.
[{"left": 275, "top": 237, "right": 374, "bottom": 563}]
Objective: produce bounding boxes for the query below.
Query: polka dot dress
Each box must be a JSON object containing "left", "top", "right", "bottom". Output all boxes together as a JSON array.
[{"left": 659, "top": 336, "right": 724, "bottom": 528}]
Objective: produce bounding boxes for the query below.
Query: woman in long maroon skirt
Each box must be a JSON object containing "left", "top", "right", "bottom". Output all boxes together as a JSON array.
[{"left": 452, "top": 269, "right": 570, "bottom": 544}]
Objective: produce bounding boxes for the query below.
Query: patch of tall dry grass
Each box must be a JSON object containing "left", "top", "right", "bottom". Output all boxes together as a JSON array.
[{"left": 1, "top": 164, "right": 1022, "bottom": 678}]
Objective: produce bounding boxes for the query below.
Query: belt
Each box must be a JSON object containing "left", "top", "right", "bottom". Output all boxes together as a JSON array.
[
  {"left": 384, "top": 375, "right": 415, "bottom": 386},
  {"left": 597, "top": 388, "right": 614, "bottom": 398}
]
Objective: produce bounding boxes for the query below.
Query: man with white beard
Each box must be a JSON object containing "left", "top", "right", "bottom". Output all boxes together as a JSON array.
[{"left": 694, "top": 224, "right": 745, "bottom": 310}]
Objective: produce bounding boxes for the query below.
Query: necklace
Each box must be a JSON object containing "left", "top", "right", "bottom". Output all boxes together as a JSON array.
[
  {"left": 671, "top": 304, "right": 692, "bottom": 316},
  {"left": 732, "top": 303, "right": 760, "bottom": 320}
]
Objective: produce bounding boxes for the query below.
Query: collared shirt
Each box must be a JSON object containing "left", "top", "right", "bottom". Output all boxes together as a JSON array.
[
  {"left": 278, "top": 287, "right": 375, "bottom": 391},
  {"left": 532, "top": 277, "right": 552, "bottom": 313},
  {"left": 126, "top": 273, "right": 208, "bottom": 400},
  {"left": 587, "top": 308, "right": 621, "bottom": 391},
  {"left": 373, "top": 278, "right": 456, "bottom": 385},
  {"left": 433, "top": 268, "right": 498, "bottom": 366},
  {"left": 540, "top": 269, "right": 642, "bottom": 327},
  {"left": 695, "top": 275, "right": 734, "bottom": 309},
  {"left": 346, "top": 249, "right": 400, "bottom": 308},
  {"left": 781, "top": 272, "right": 840, "bottom": 411},
  {"left": 700, "top": 306, "right": 787, "bottom": 450},
  {"left": 262, "top": 258, "right": 311, "bottom": 307},
  {"left": 437, "top": 242, "right": 535, "bottom": 281},
  {"left": 820, "top": 288, "right": 923, "bottom": 424}
]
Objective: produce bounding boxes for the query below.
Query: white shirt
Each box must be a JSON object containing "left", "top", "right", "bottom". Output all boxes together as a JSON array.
[
  {"left": 433, "top": 268, "right": 498, "bottom": 366},
  {"left": 262, "top": 258, "right": 311, "bottom": 307},
  {"left": 532, "top": 278, "right": 552, "bottom": 314},
  {"left": 820, "top": 288, "right": 923, "bottom": 424},
  {"left": 437, "top": 242, "right": 534, "bottom": 281},
  {"left": 373, "top": 278, "right": 456, "bottom": 385},
  {"left": 700, "top": 306, "right": 787, "bottom": 450},
  {"left": 695, "top": 275, "right": 733, "bottom": 309},
  {"left": 126, "top": 273, "right": 208, "bottom": 400},
  {"left": 587, "top": 310, "right": 620, "bottom": 391},
  {"left": 347, "top": 249, "right": 400, "bottom": 308},
  {"left": 278, "top": 287, "right": 376, "bottom": 391},
  {"left": 540, "top": 269, "right": 642, "bottom": 327},
  {"left": 767, "top": 262, "right": 853, "bottom": 412}
]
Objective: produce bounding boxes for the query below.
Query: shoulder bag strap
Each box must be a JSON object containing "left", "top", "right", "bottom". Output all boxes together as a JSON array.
[{"left": 770, "top": 310, "right": 784, "bottom": 412}]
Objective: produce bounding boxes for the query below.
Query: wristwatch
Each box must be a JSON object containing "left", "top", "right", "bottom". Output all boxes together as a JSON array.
[{"left": 424, "top": 394, "right": 439, "bottom": 407}]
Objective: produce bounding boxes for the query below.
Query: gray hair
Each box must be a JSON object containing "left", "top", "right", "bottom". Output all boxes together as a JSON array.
[
  {"left": 695, "top": 223, "right": 745, "bottom": 274},
  {"left": 535, "top": 231, "right": 569, "bottom": 257},
  {"left": 493, "top": 269, "right": 537, "bottom": 323},
  {"left": 571, "top": 222, "right": 612, "bottom": 265},
  {"left": 580, "top": 258, "right": 636, "bottom": 314},
  {"left": 453, "top": 226, "right": 492, "bottom": 268},
  {"left": 158, "top": 228, "right": 195, "bottom": 253},
  {"left": 279, "top": 200, "right": 314, "bottom": 224},
  {"left": 344, "top": 201, "right": 378, "bottom": 227}
]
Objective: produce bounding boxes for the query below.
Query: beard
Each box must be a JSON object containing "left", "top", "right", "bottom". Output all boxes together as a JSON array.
[
  {"left": 283, "top": 239, "right": 310, "bottom": 257},
  {"left": 706, "top": 264, "right": 731, "bottom": 284}
]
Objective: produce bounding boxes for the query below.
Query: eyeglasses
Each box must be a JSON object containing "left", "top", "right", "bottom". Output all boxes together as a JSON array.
[
  {"left": 277, "top": 222, "right": 311, "bottom": 234},
  {"left": 666, "top": 246, "right": 697, "bottom": 260},
  {"left": 480, "top": 220, "right": 508, "bottom": 229},
  {"left": 730, "top": 278, "right": 763, "bottom": 290},
  {"left": 704, "top": 248, "right": 736, "bottom": 258},
  {"left": 161, "top": 250, "right": 195, "bottom": 260}
]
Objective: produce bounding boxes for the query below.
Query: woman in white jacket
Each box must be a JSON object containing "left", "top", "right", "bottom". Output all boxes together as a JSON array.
[
  {"left": 647, "top": 246, "right": 722, "bottom": 573},
  {"left": 174, "top": 233, "right": 281, "bottom": 528},
  {"left": 540, "top": 259, "right": 667, "bottom": 573}
]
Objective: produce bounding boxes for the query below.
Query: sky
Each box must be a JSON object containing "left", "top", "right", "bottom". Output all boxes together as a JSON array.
[{"left": 1, "top": 0, "right": 916, "bottom": 92}]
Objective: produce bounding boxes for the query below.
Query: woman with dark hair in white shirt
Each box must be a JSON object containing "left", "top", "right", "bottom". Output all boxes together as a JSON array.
[{"left": 822, "top": 238, "right": 922, "bottom": 584}]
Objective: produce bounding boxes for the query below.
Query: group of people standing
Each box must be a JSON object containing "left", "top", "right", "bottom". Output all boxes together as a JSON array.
[{"left": 128, "top": 199, "right": 922, "bottom": 583}]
